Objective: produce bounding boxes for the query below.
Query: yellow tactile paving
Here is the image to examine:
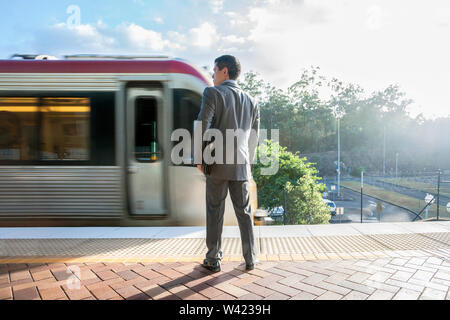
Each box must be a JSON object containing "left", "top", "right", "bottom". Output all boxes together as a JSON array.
[
  {"left": 278, "top": 254, "right": 292, "bottom": 261},
  {"left": 368, "top": 233, "right": 448, "bottom": 251},
  {"left": 302, "top": 253, "right": 317, "bottom": 260},
  {"left": 419, "top": 232, "right": 450, "bottom": 246},
  {"left": 266, "top": 254, "right": 279, "bottom": 261},
  {"left": 290, "top": 254, "right": 305, "bottom": 261},
  {"left": 316, "top": 235, "right": 390, "bottom": 253},
  {"left": 324, "top": 252, "right": 342, "bottom": 260},
  {"left": 0, "top": 232, "right": 449, "bottom": 263}
]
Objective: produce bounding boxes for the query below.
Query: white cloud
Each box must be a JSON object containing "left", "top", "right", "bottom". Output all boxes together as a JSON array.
[
  {"left": 223, "top": 35, "right": 246, "bottom": 44},
  {"left": 32, "top": 19, "right": 224, "bottom": 58},
  {"left": 224, "top": 11, "right": 236, "bottom": 17},
  {"left": 366, "top": 5, "right": 390, "bottom": 30},
  {"left": 167, "top": 31, "right": 187, "bottom": 43},
  {"left": 233, "top": 0, "right": 450, "bottom": 119},
  {"left": 435, "top": 8, "right": 450, "bottom": 27},
  {"left": 246, "top": 0, "right": 330, "bottom": 45},
  {"left": 154, "top": 17, "right": 164, "bottom": 24},
  {"left": 239, "top": 0, "right": 332, "bottom": 77},
  {"left": 116, "top": 23, "right": 167, "bottom": 51},
  {"left": 35, "top": 22, "right": 115, "bottom": 53},
  {"left": 33, "top": 22, "right": 182, "bottom": 55},
  {"left": 210, "top": 0, "right": 225, "bottom": 14},
  {"left": 23, "top": 0, "right": 450, "bottom": 119},
  {"left": 189, "top": 22, "right": 219, "bottom": 48},
  {"left": 223, "top": 11, "right": 247, "bottom": 27}
]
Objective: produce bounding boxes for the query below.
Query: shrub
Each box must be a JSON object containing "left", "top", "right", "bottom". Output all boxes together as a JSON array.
[{"left": 252, "top": 140, "right": 329, "bottom": 224}]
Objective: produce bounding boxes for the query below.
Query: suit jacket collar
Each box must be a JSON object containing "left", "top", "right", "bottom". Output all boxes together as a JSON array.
[{"left": 220, "top": 80, "right": 240, "bottom": 88}]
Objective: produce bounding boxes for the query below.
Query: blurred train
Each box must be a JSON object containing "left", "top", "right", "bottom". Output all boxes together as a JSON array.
[{"left": 0, "top": 54, "right": 258, "bottom": 227}]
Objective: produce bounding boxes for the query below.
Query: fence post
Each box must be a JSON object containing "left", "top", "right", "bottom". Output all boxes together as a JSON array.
[
  {"left": 437, "top": 169, "right": 441, "bottom": 221},
  {"left": 361, "top": 171, "right": 364, "bottom": 223},
  {"left": 283, "top": 188, "right": 287, "bottom": 225}
]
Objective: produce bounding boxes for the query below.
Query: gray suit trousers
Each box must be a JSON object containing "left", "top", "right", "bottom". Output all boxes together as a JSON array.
[{"left": 205, "top": 176, "right": 258, "bottom": 265}]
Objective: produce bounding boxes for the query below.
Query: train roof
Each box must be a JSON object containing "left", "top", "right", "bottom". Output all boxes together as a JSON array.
[{"left": 0, "top": 58, "right": 212, "bottom": 85}]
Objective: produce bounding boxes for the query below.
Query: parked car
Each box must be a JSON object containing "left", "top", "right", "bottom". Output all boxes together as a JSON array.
[
  {"left": 268, "top": 206, "right": 284, "bottom": 221},
  {"left": 323, "top": 199, "right": 337, "bottom": 215}
]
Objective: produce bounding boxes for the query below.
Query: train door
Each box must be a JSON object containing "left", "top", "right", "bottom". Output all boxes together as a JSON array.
[{"left": 126, "top": 86, "right": 166, "bottom": 215}]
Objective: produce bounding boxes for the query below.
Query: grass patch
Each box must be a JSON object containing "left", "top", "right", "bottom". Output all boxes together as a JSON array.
[{"left": 378, "top": 177, "right": 450, "bottom": 198}]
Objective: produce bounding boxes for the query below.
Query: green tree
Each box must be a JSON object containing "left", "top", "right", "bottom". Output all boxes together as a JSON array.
[
  {"left": 285, "top": 177, "right": 331, "bottom": 225},
  {"left": 239, "top": 67, "right": 449, "bottom": 176},
  {"left": 252, "top": 140, "right": 330, "bottom": 224},
  {"left": 238, "top": 71, "right": 265, "bottom": 101}
]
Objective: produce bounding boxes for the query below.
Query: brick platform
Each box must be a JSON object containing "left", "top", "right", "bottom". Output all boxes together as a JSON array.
[
  {"left": 1, "top": 222, "right": 449, "bottom": 300},
  {"left": 1, "top": 253, "right": 450, "bottom": 300}
]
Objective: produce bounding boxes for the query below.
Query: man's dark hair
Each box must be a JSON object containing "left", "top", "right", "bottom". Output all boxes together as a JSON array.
[{"left": 214, "top": 55, "right": 241, "bottom": 80}]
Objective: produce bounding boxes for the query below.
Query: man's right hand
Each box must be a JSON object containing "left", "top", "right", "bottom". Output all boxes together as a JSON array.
[{"left": 197, "top": 164, "right": 204, "bottom": 174}]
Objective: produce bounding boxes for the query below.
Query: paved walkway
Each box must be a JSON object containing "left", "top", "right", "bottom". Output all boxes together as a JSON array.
[
  {"left": 1, "top": 221, "right": 450, "bottom": 300},
  {"left": 1, "top": 255, "right": 450, "bottom": 300}
]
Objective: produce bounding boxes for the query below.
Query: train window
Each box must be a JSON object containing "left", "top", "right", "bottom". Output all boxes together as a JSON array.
[
  {"left": 173, "top": 89, "right": 202, "bottom": 136},
  {"left": 135, "top": 97, "right": 160, "bottom": 162},
  {"left": 172, "top": 89, "right": 202, "bottom": 165},
  {"left": 40, "top": 97, "right": 90, "bottom": 161},
  {"left": 0, "top": 97, "right": 39, "bottom": 160},
  {"left": 0, "top": 93, "right": 114, "bottom": 166}
]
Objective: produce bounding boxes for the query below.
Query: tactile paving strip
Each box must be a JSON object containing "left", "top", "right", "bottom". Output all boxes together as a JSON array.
[
  {"left": 259, "top": 236, "right": 326, "bottom": 254},
  {"left": 367, "top": 233, "right": 450, "bottom": 251},
  {"left": 314, "top": 235, "right": 391, "bottom": 253},
  {"left": 418, "top": 232, "right": 450, "bottom": 247},
  {"left": 0, "top": 238, "right": 207, "bottom": 257},
  {"left": 1, "top": 232, "right": 449, "bottom": 260}
]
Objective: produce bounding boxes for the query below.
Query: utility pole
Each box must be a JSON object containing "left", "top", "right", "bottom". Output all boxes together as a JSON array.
[
  {"left": 395, "top": 153, "right": 399, "bottom": 179},
  {"left": 383, "top": 126, "right": 386, "bottom": 176},
  {"left": 283, "top": 188, "right": 287, "bottom": 225},
  {"left": 337, "top": 116, "right": 341, "bottom": 199},
  {"left": 437, "top": 169, "right": 441, "bottom": 221},
  {"left": 361, "top": 171, "right": 364, "bottom": 223}
]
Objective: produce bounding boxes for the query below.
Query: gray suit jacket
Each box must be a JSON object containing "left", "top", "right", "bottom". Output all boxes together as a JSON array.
[{"left": 197, "top": 80, "right": 260, "bottom": 181}]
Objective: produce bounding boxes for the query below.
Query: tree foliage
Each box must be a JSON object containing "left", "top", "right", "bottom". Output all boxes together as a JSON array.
[
  {"left": 240, "top": 68, "right": 450, "bottom": 176},
  {"left": 252, "top": 140, "right": 329, "bottom": 224},
  {"left": 285, "top": 177, "right": 331, "bottom": 225}
]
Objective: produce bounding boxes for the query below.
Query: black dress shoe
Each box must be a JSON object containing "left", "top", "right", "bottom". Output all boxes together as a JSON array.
[
  {"left": 202, "top": 259, "right": 221, "bottom": 273},
  {"left": 245, "top": 263, "right": 255, "bottom": 271}
]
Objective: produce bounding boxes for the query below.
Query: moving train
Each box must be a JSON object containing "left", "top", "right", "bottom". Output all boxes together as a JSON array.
[{"left": 0, "top": 55, "right": 258, "bottom": 227}]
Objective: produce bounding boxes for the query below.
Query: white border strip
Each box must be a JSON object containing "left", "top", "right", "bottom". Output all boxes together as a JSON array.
[{"left": 0, "top": 221, "right": 448, "bottom": 239}]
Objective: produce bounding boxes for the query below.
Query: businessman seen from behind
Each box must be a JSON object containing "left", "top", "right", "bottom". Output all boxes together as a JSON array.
[{"left": 196, "top": 55, "right": 260, "bottom": 272}]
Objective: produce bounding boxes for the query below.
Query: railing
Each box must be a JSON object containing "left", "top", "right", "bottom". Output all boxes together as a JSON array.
[{"left": 320, "top": 171, "right": 450, "bottom": 223}]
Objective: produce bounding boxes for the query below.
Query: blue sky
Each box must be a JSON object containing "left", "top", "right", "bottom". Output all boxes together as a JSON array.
[{"left": 1, "top": 0, "right": 450, "bottom": 119}]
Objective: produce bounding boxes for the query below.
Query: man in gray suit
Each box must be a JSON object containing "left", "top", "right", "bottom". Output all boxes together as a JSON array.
[{"left": 196, "top": 55, "right": 260, "bottom": 272}]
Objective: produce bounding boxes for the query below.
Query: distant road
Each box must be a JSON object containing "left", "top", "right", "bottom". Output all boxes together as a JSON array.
[
  {"left": 329, "top": 187, "right": 417, "bottom": 223},
  {"left": 359, "top": 177, "right": 450, "bottom": 208}
]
